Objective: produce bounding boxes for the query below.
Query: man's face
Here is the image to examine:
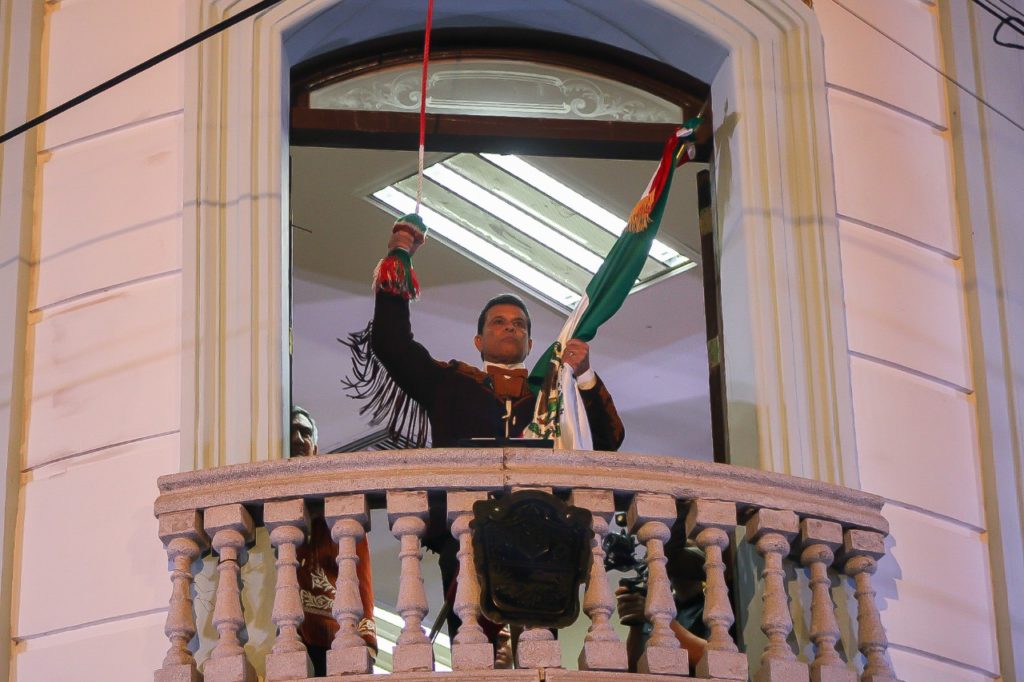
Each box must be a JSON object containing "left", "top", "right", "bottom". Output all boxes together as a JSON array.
[
  {"left": 290, "top": 413, "right": 317, "bottom": 457},
  {"left": 475, "top": 303, "right": 533, "bottom": 364}
]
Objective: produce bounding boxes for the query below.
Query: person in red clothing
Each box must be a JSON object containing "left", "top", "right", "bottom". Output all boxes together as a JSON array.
[{"left": 290, "top": 406, "right": 377, "bottom": 676}]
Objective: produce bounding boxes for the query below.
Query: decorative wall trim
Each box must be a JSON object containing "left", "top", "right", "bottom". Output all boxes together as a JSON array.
[
  {"left": 0, "top": 0, "right": 45, "bottom": 676},
  {"left": 940, "top": 1, "right": 1024, "bottom": 677},
  {"left": 182, "top": 0, "right": 858, "bottom": 486}
]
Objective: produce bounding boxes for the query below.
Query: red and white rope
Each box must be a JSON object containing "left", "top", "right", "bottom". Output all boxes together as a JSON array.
[{"left": 415, "top": 0, "right": 435, "bottom": 213}]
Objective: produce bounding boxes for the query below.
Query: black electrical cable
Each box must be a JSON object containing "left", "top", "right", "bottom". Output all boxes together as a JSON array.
[
  {"left": 988, "top": 0, "right": 1024, "bottom": 22},
  {"left": 833, "top": 0, "right": 1024, "bottom": 135},
  {"left": 972, "top": 0, "right": 1024, "bottom": 49},
  {"left": 994, "top": 17, "right": 1024, "bottom": 49},
  {"left": 0, "top": 0, "right": 285, "bottom": 145}
]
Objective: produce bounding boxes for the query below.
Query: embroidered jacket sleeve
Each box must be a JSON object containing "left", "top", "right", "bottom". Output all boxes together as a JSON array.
[
  {"left": 370, "top": 291, "right": 444, "bottom": 407},
  {"left": 580, "top": 374, "right": 625, "bottom": 451}
]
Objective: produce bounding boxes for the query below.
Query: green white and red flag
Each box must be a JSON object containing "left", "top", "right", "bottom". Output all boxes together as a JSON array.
[{"left": 527, "top": 122, "right": 700, "bottom": 447}]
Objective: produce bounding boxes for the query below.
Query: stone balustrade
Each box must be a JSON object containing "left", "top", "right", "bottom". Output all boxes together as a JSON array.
[{"left": 153, "top": 448, "right": 899, "bottom": 682}]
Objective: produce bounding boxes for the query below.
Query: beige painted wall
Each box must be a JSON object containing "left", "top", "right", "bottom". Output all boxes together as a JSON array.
[
  {"left": 8, "top": 0, "right": 187, "bottom": 678},
  {"left": 1, "top": 0, "right": 1018, "bottom": 679},
  {"left": 818, "top": 0, "right": 1002, "bottom": 679}
]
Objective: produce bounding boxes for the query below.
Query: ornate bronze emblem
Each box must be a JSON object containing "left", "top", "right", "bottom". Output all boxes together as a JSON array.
[{"left": 471, "top": 489, "right": 593, "bottom": 628}]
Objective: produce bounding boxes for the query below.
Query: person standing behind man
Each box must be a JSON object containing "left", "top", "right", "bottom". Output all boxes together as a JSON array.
[{"left": 290, "top": 406, "right": 377, "bottom": 676}]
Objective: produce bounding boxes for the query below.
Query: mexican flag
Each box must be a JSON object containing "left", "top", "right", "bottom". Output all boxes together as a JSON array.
[{"left": 527, "top": 123, "right": 699, "bottom": 448}]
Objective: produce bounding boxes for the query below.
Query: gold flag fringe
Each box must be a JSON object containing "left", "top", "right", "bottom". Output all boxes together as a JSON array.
[{"left": 626, "top": 192, "right": 656, "bottom": 233}]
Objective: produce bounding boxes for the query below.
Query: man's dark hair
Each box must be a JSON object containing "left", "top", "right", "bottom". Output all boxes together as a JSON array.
[
  {"left": 291, "top": 405, "right": 318, "bottom": 445},
  {"left": 477, "top": 294, "right": 532, "bottom": 337}
]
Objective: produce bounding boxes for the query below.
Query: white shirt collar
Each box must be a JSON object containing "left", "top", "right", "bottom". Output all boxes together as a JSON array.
[{"left": 483, "top": 361, "right": 527, "bottom": 372}]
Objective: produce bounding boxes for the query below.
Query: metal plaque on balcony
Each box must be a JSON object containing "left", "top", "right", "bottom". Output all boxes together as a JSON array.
[{"left": 471, "top": 489, "right": 593, "bottom": 628}]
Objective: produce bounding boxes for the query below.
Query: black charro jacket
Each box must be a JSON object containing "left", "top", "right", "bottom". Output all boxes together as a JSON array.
[{"left": 371, "top": 292, "right": 624, "bottom": 451}]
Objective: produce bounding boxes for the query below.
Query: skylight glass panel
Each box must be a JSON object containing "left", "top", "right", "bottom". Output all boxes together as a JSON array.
[{"left": 368, "top": 154, "right": 694, "bottom": 311}]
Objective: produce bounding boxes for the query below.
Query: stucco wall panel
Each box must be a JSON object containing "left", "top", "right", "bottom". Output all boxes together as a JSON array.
[
  {"left": 36, "top": 115, "right": 183, "bottom": 309},
  {"left": 829, "top": 89, "right": 958, "bottom": 256},
  {"left": 839, "top": 220, "right": 971, "bottom": 390},
  {"left": 13, "top": 612, "right": 166, "bottom": 681},
  {"left": 26, "top": 274, "right": 181, "bottom": 469},
  {"left": 850, "top": 355, "right": 983, "bottom": 528},
  {"left": 888, "top": 647, "right": 997, "bottom": 682},
  {"left": 42, "top": 0, "right": 186, "bottom": 150},
  {"left": 817, "top": 0, "right": 946, "bottom": 127},
  {"left": 15, "top": 435, "right": 177, "bottom": 638},
  {"left": 875, "top": 504, "right": 999, "bottom": 675}
]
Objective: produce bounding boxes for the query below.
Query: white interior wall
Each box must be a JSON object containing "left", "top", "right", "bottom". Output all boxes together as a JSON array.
[
  {"left": 9, "top": 0, "right": 187, "bottom": 678},
  {"left": 817, "top": 0, "right": 1000, "bottom": 678}
]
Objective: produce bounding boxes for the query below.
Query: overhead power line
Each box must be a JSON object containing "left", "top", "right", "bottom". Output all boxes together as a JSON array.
[
  {"left": 972, "top": 0, "right": 1024, "bottom": 49},
  {"left": 0, "top": 0, "right": 285, "bottom": 145},
  {"left": 833, "top": 0, "right": 1024, "bottom": 135}
]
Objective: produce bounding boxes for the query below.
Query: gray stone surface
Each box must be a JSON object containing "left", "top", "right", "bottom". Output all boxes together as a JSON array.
[
  {"left": 754, "top": 658, "right": 809, "bottom": 682},
  {"left": 387, "top": 490, "right": 430, "bottom": 524},
  {"left": 264, "top": 498, "right": 309, "bottom": 531},
  {"left": 517, "top": 638, "right": 562, "bottom": 669},
  {"left": 578, "top": 639, "right": 629, "bottom": 672},
  {"left": 627, "top": 493, "right": 677, "bottom": 531},
  {"left": 158, "top": 510, "right": 209, "bottom": 546},
  {"left": 325, "top": 494, "right": 368, "bottom": 526},
  {"left": 155, "top": 448, "right": 888, "bottom": 533},
  {"left": 696, "top": 650, "right": 748, "bottom": 680},
  {"left": 451, "top": 641, "right": 495, "bottom": 671},
  {"left": 684, "top": 499, "right": 736, "bottom": 537},
  {"left": 204, "top": 503, "right": 255, "bottom": 539},
  {"left": 315, "top": 671, "right": 541, "bottom": 681},
  {"left": 842, "top": 529, "right": 885, "bottom": 559},
  {"left": 800, "top": 518, "right": 842, "bottom": 549},
  {"left": 203, "top": 654, "right": 257, "bottom": 682},
  {"left": 326, "top": 645, "right": 372, "bottom": 675},
  {"left": 638, "top": 645, "right": 688, "bottom": 675},
  {"left": 392, "top": 641, "right": 435, "bottom": 672},
  {"left": 810, "top": 664, "right": 857, "bottom": 682},
  {"left": 547, "top": 672, "right": 696, "bottom": 682},
  {"left": 446, "top": 489, "right": 488, "bottom": 520},
  {"left": 265, "top": 650, "right": 313, "bottom": 681},
  {"left": 153, "top": 663, "right": 201, "bottom": 682},
  {"left": 745, "top": 508, "right": 799, "bottom": 542},
  {"left": 569, "top": 489, "right": 616, "bottom": 519}
]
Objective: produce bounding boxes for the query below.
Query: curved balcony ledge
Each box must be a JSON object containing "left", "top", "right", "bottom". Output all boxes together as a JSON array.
[
  {"left": 153, "top": 450, "right": 899, "bottom": 681},
  {"left": 155, "top": 448, "right": 887, "bottom": 534}
]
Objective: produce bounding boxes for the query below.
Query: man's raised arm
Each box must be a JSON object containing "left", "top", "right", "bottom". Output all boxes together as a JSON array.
[{"left": 368, "top": 215, "right": 441, "bottom": 407}]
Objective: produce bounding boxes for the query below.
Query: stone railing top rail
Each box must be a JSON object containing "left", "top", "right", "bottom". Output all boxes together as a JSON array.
[{"left": 155, "top": 448, "right": 888, "bottom": 534}]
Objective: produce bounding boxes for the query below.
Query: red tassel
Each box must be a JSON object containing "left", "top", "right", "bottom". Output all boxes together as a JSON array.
[{"left": 373, "top": 254, "right": 420, "bottom": 300}]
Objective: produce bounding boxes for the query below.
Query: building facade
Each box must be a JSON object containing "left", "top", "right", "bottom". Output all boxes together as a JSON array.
[{"left": 0, "top": 0, "right": 1021, "bottom": 679}]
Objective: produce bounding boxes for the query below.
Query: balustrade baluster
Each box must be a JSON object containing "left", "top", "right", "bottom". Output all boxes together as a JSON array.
[
  {"left": 155, "top": 511, "right": 209, "bottom": 682},
  {"left": 388, "top": 490, "right": 435, "bottom": 672},
  {"left": 842, "top": 530, "right": 899, "bottom": 682},
  {"left": 800, "top": 519, "right": 855, "bottom": 682},
  {"left": 747, "top": 509, "right": 808, "bottom": 682},
  {"left": 627, "top": 493, "right": 688, "bottom": 675},
  {"left": 686, "top": 499, "right": 747, "bottom": 680},
  {"left": 264, "top": 498, "right": 312, "bottom": 681},
  {"left": 572, "top": 488, "right": 628, "bottom": 672},
  {"left": 203, "top": 504, "right": 257, "bottom": 682},
  {"left": 325, "top": 494, "right": 373, "bottom": 675},
  {"left": 513, "top": 486, "right": 562, "bottom": 670},
  {"left": 447, "top": 490, "right": 493, "bottom": 671}
]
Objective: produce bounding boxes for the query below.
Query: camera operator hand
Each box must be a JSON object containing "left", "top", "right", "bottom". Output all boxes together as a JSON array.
[{"left": 615, "top": 585, "right": 648, "bottom": 626}]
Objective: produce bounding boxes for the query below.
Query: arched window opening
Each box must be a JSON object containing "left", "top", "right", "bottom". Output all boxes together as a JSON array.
[{"left": 288, "top": 31, "right": 725, "bottom": 464}]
